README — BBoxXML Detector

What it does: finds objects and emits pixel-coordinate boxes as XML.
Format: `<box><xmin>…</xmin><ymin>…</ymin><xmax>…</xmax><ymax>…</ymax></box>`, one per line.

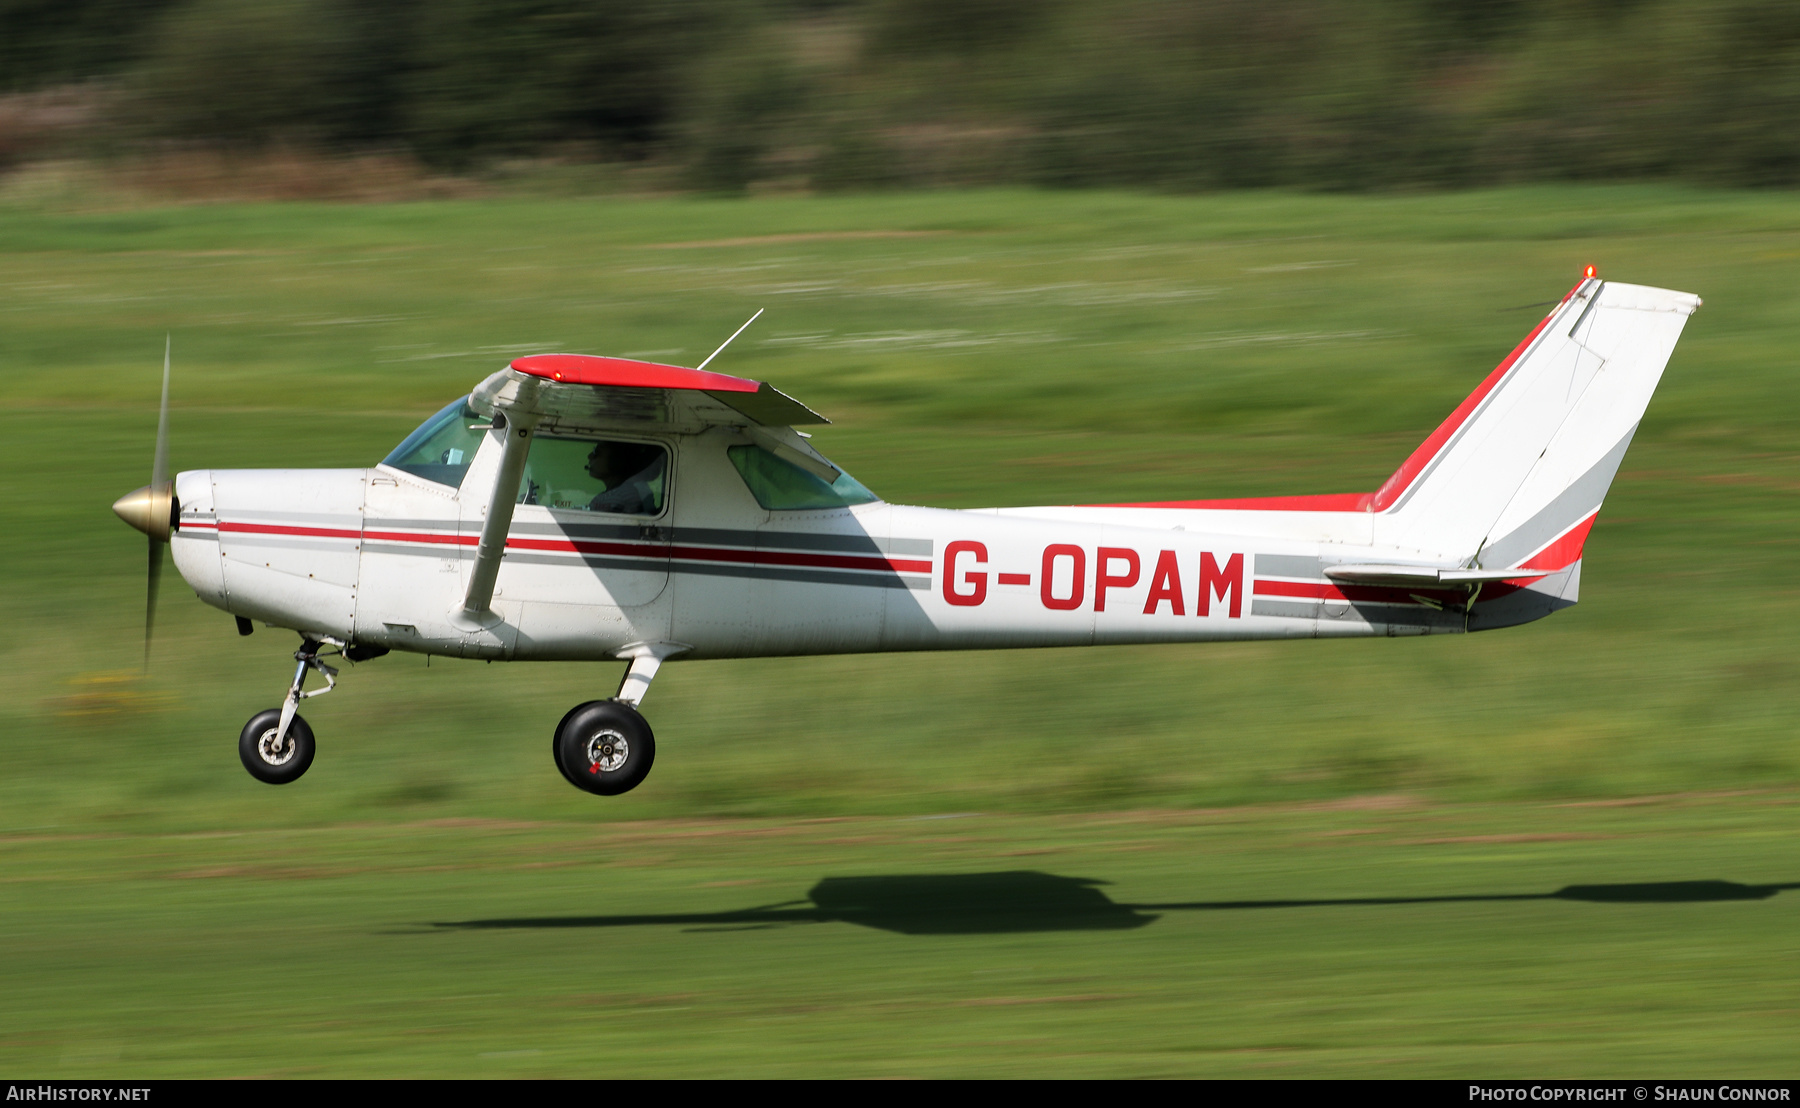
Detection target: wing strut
<box><xmin>613</xmin><ymin>641</ymin><xmax>691</xmax><ymax>707</ymax></box>
<box><xmin>457</xmin><ymin>399</ymin><xmax>540</xmax><ymax>625</ymax></box>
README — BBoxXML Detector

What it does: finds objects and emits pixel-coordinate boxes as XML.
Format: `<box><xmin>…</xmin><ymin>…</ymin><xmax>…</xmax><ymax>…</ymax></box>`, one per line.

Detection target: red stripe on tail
<box><xmin>1520</xmin><ymin>513</ymin><xmax>1597</xmax><ymax>574</ymax></box>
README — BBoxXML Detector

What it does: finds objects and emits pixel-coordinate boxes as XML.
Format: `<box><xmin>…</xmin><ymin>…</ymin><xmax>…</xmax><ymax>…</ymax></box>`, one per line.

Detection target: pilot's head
<box><xmin>587</xmin><ymin>442</ymin><xmax>659</xmax><ymax>486</ymax></box>
<box><xmin>586</xmin><ymin>443</ymin><xmax>625</xmax><ymax>485</ymax></box>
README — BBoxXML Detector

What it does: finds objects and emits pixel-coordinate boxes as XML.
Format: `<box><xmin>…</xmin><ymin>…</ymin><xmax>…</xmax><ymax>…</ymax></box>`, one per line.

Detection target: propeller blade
<box><xmin>152</xmin><ymin>334</ymin><xmax>171</xmax><ymax>492</ymax></box>
<box><xmin>145</xmin><ymin>335</ymin><xmax>172</xmax><ymax>667</ymax></box>
<box><xmin>146</xmin><ymin>535</ymin><xmax>163</xmax><ymax>667</ymax></box>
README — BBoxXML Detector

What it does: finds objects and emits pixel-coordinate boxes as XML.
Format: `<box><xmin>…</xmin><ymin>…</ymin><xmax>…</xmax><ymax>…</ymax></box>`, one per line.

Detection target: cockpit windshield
<box><xmin>382</xmin><ymin>400</ymin><xmax>488</xmax><ymax>487</ymax></box>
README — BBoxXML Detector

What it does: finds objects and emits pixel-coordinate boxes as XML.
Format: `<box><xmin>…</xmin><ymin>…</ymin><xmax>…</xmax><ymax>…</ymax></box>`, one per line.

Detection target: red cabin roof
<box><xmin>510</xmin><ymin>354</ymin><xmax>761</xmax><ymax>394</ymax></box>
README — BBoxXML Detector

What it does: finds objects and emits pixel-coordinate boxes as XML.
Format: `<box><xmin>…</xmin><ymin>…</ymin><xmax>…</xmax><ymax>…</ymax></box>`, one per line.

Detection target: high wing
<box><xmin>471</xmin><ymin>353</ymin><xmax>827</xmax><ymax>430</ymax></box>
<box><xmin>454</xmin><ymin>353</ymin><xmax>834</xmax><ymax>626</ymax></box>
<box><xmin>472</xmin><ymin>353</ymin><xmax>838</xmax><ymax>478</ymax></box>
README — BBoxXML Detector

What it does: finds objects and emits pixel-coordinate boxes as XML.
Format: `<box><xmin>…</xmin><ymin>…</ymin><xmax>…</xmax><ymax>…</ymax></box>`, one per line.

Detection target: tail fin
<box><xmin>1372</xmin><ymin>276</ymin><xmax>1700</xmax><ymax>571</ymax></box>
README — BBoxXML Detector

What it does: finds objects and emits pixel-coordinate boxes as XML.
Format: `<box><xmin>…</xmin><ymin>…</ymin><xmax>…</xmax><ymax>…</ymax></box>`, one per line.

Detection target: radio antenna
<box><xmin>695</xmin><ymin>308</ymin><xmax>764</xmax><ymax>372</ymax></box>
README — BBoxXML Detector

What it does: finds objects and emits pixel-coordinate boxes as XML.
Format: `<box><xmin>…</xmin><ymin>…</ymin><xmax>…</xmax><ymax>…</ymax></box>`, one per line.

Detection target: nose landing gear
<box><xmin>238</xmin><ymin>637</ymin><xmax>340</xmax><ymax>785</ymax></box>
<box><xmin>551</xmin><ymin>644</ymin><xmax>682</xmax><ymax>796</ymax></box>
<box><xmin>238</xmin><ymin>707</ymin><xmax>316</xmax><ymax>784</ymax></box>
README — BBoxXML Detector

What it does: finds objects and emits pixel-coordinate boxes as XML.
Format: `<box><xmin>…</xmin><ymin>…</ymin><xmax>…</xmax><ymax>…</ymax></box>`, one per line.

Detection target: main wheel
<box><xmin>554</xmin><ymin>700</ymin><xmax>655</xmax><ymax>796</ymax></box>
<box><xmin>551</xmin><ymin>700</ymin><xmax>606</xmax><ymax>788</ymax></box>
<box><xmin>238</xmin><ymin>708</ymin><xmax>316</xmax><ymax>785</ymax></box>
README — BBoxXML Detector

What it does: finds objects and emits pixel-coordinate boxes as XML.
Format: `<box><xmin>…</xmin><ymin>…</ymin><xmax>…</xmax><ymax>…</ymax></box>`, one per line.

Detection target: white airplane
<box><xmin>113</xmin><ymin>272</ymin><xmax>1699</xmax><ymax>795</ymax></box>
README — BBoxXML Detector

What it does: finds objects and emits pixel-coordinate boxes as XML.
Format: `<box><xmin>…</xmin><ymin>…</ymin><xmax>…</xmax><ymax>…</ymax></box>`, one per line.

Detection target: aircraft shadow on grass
<box><xmin>433</xmin><ymin>872</ymin><xmax>1799</xmax><ymax>937</ymax></box>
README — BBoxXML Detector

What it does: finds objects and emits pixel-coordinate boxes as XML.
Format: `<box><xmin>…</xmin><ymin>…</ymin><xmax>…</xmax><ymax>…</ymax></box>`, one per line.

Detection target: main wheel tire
<box><xmin>551</xmin><ymin>700</ymin><xmax>606</xmax><ymax>788</ymax></box>
<box><xmin>554</xmin><ymin>700</ymin><xmax>655</xmax><ymax>796</ymax></box>
<box><xmin>238</xmin><ymin>708</ymin><xmax>316</xmax><ymax>785</ymax></box>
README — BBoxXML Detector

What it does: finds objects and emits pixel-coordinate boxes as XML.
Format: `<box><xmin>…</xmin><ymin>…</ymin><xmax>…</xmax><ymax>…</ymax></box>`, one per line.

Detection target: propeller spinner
<box><xmin>111</xmin><ymin>337</ymin><xmax>177</xmax><ymax>663</ymax></box>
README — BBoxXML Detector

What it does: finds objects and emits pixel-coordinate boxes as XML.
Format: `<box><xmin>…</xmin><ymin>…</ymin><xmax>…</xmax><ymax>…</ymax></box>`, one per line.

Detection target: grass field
<box><xmin>0</xmin><ymin>185</ymin><xmax>1796</xmax><ymax>1076</ymax></box>
<box><xmin>6</xmin><ymin>793</ymin><xmax>1798</xmax><ymax>1077</ymax></box>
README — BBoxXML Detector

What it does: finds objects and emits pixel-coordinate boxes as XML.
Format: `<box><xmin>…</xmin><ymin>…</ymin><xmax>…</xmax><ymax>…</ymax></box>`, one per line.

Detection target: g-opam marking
<box><xmin>945</xmin><ymin>540</ymin><xmax>1248</xmax><ymax>617</ymax></box>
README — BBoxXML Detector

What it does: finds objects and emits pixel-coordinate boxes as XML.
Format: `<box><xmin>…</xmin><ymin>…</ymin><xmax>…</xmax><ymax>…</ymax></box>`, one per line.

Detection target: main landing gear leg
<box><xmin>238</xmin><ymin>637</ymin><xmax>339</xmax><ymax>785</ymax></box>
<box><xmin>551</xmin><ymin>644</ymin><xmax>685</xmax><ymax>796</ymax></box>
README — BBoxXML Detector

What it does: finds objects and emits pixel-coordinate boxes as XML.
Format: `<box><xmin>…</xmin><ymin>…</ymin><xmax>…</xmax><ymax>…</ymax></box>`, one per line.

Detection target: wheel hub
<box><xmin>584</xmin><ymin>729</ymin><xmax>628</xmax><ymax>774</ymax></box>
<box><xmin>257</xmin><ymin>728</ymin><xmax>295</xmax><ymax>766</ymax></box>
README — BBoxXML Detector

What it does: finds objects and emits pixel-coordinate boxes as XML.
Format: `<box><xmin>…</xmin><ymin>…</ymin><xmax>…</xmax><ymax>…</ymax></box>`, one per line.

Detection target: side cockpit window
<box><xmin>382</xmin><ymin>400</ymin><xmax>488</xmax><ymax>488</ymax></box>
<box><xmin>518</xmin><ymin>436</ymin><xmax>668</xmax><ymax>516</ymax></box>
<box><xmin>728</xmin><ymin>444</ymin><xmax>878</xmax><ymax>511</ymax></box>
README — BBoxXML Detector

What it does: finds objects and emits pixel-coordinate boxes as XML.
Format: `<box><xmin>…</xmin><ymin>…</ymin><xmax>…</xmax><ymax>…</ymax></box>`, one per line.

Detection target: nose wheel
<box><xmin>239</xmin><ymin>708</ymin><xmax>316</xmax><ymax>784</ymax></box>
<box><xmin>553</xmin><ymin>700</ymin><xmax>655</xmax><ymax>795</ymax></box>
<box><xmin>238</xmin><ymin>636</ymin><xmax>342</xmax><ymax>785</ymax></box>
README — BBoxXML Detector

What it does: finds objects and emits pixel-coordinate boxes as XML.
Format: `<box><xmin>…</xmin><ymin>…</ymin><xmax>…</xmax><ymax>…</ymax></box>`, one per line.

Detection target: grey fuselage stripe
<box><xmin>1251</xmin><ymin>599</ymin><xmax>1320</xmax><ymax>620</ymax></box>
<box><xmin>1251</xmin><ymin>598</ymin><xmax>1461</xmax><ymax>626</ymax></box>
<box><xmin>361</xmin><ymin>543</ymin><xmax>928</xmax><ymax>591</ymax></box>
<box><xmin>221</xmin><ymin>534</ymin><xmax>359</xmax><ymax>555</ymax></box>
<box><xmin>362</xmin><ymin>518</ymin><xmax>930</xmax><ymax>556</ymax></box>
<box><xmin>1253</xmin><ymin>554</ymin><xmax>1325</xmax><ymax>580</ymax></box>
<box><xmin>219</xmin><ymin>509</ymin><xmax>363</xmax><ymax>526</ymax></box>
<box><xmin>362</xmin><ymin>542</ymin><xmax>471</xmax><ymax>560</ymax></box>
<box><xmin>664</xmin><ymin>561</ymin><xmax>931</xmax><ymax>591</ymax></box>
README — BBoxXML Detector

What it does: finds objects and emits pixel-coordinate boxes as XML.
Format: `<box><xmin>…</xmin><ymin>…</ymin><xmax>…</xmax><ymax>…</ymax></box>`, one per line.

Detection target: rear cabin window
<box><xmin>382</xmin><ymin>400</ymin><xmax>488</xmax><ymax>487</ymax></box>
<box><xmin>727</xmin><ymin>444</ymin><xmax>878</xmax><ymax>511</ymax></box>
<box><xmin>518</xmin><ymin>436</ymin><xmax>668</xmax><ymax>516</ymax></box>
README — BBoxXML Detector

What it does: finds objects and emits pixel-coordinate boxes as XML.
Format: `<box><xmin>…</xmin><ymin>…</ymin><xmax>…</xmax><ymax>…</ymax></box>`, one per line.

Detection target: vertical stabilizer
<box><xmin>1371</xmin><ymin>277</ymin><xmax>1700</xmax><ymax>568</ymax></box>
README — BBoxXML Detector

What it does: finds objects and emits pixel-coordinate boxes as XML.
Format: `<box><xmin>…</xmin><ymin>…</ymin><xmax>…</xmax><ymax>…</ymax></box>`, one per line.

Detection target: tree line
<box><xmin>4</xmin><ymin>0</ymin><xmax>1800</xmax><ymax>190</ymax></box>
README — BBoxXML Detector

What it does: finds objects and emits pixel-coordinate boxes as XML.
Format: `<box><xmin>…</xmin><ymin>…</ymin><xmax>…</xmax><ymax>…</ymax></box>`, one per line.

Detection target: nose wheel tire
<box><xmin>554</xmin><ymin>700</ymin><xmax>654</xmax><ymax>796</ymax></box>
<box><xmin>238</xmin><ymin>708</ymin><xmax>316</xmax><ymax>785</ymax></box>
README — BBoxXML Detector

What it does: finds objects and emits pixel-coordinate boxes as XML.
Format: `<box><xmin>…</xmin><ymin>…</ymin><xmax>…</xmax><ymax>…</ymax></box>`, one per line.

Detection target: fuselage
<box><xmin>122</xmin><ymin>277</ymin><xmax>1693</xmax><ymax>797</ymax></box>
<box><xmin>167</xmin><ymin>422</ymin><xmax>1576</xmax><ymax>664</ymax></box>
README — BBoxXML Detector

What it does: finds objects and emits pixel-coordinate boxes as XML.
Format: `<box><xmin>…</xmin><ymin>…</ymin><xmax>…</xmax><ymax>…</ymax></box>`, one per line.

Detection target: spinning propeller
<box><xmin>111</xmin><ymin>337</ymin><xmax>177</xmax><ymax>665</ymax></box>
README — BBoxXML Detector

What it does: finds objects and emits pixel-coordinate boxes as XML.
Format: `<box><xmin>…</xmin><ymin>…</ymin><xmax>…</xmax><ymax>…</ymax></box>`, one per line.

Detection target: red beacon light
<box><xmin>1584</xmin><ymin>265</ymin><xmax>1597</xmax><ymax>278</ymax></box>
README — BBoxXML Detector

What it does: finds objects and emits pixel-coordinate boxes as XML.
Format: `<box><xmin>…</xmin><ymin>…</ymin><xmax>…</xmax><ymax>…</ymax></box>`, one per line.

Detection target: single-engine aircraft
<box><xmin>112</xmin><ymin>272</ymin><xmax>1699</xmax><ymax>795</ymax></box>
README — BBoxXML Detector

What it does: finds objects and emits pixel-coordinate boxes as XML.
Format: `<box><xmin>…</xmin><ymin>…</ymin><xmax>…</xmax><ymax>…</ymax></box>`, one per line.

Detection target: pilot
<box><xmin>586</xmin><ymin>441</ymin><xmax>665</xmax><ymax>515</ymax></box>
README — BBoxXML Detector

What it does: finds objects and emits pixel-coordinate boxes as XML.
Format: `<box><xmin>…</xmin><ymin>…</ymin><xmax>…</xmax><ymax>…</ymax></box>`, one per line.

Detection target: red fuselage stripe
<box><xmin>221</xmin><ymin>521</ymin><xmax>366</xmax><ymax>541</ymax></box>
<box><xmin>1254</xmin><ymin>577</ymin><xmax>1529</xmax><ymax>605</ymax></box>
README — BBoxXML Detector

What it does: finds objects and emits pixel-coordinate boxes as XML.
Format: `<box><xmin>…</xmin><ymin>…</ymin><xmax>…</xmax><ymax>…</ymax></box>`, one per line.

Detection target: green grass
<box><xmin>5</xmin><ymin>796</ymin><xmax>1798</xmax><ymax>1077</ymax></box>
<box><xmin>0</xmin><ymin>185</ymin><xmax>1796</xmax><ymax>1075</ymax></box>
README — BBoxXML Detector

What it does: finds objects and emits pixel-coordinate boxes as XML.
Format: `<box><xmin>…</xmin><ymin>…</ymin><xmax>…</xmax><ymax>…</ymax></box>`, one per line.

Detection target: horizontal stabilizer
<box><xmin>1324</xmin><ymin>564</ymin><xmax>1549</xmax><ymax>587</ymax></box>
